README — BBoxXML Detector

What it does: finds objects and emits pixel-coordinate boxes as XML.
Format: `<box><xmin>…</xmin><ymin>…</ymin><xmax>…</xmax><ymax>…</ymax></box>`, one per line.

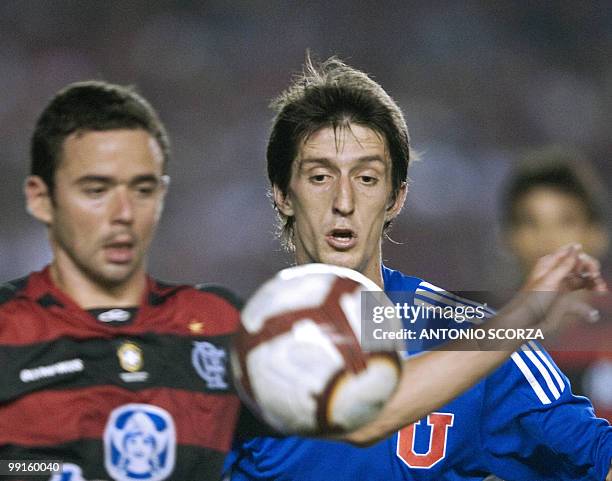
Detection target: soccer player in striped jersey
<box><xmin>225</xmin><ymin>57</ymin><xmax>612</xmax><ymax>480</ymax></box>
<box><xmin>0</xmin><ymin>82</ymin><xmax>241</xmax><ymax>481</ymax></box>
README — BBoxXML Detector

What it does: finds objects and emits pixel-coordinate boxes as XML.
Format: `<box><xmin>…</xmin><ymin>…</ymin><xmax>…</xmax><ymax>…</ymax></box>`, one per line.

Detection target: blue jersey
<box><xmin>225</xmin><ymin>266</ymin><xmax>612</xmax><ymax>481</ymax></box>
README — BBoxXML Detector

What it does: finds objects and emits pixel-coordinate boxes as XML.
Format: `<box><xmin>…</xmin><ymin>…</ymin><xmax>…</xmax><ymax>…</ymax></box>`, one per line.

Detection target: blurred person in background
<box><xmin>501</xmin><ymin>147</ymin><xmax>611</xmax><ymax>421</ymax></box>
<box><xmin>0</xmin><ymin>81</ymin><xmax>242</xmax><ymax>481</ymax></box>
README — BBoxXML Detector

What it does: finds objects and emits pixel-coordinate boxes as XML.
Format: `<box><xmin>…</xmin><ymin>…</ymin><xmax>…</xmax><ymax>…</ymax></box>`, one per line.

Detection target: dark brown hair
<box><xmin>502</xmin><ymin>146</ymin><xmax>606</xmax><ymax>227</ymax></box>
<box><xmin>31</xmin><ymin>80</ymin><xmax>170</xmax><ymax>193</ymax></box>
<box><xmin>267</xmin><ymin>55</ymin><xmax>413</xmax><ymax>247</ymax></box>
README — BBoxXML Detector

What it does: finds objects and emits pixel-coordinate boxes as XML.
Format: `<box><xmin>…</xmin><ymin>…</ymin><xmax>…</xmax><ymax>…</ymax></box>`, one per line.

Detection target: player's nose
<box><xmin>111</xmin><ymin>187</ymin><xmax>134</xmax><ymax>224</ymax></box>
<box><xmin>332</xmin><ymin>176</ymin><xmax>355</xmax><ymax>216</ymax></box>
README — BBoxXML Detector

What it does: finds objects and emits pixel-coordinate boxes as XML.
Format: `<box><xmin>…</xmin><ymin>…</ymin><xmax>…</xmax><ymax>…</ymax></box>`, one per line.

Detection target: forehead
<box><xmin>518</xmin><ymin>187</ymin><xmax>588</xmax><ymax>211</ymax></box>
<box><xmin>58</xmin><ymin>129</ymin><xmax>164</xmax><ymax>178</ymax></box>
<box><xmin>297</xmin><ymin>123</ymin><xmax>389</xmax><ymax>166</ymax></box>
<box><xmin>515</xmin><ymin>187</ymin><xmax>590</xmax><ymax>219</ymax></box>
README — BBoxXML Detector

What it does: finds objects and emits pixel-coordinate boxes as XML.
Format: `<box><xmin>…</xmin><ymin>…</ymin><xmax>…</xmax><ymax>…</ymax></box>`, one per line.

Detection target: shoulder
<box><xmin>381</xmin><ymin>265</ymin><xmax>423</xmax><ymax>291</ymax></box>
<box><xmin>148</xmin><ymin>278</ymin><xmax>244</xmax><ymax>311</ymax></box>
<box><xmin>412</xmin><ymin>280</ymin><xmax>496</xmax><ymax>320</ymax></box>
<box><xmin>490</xmin><ymin>341</ymin><xmax>569</xmax><ymax>406</ymax></box>
<box><xmin>383</xmin><ymin>265</ymin><xmax>493</xmax><ymax>312</ymax></box>
<box><xmin>194</xmin><ymin>283</ymin><xmax>244</xmax><ymax>310</ymax></box>
<box><xmin>0</xmin><ymin>275</ymin><xmax>30</xmax><ymax>306</ymax></box>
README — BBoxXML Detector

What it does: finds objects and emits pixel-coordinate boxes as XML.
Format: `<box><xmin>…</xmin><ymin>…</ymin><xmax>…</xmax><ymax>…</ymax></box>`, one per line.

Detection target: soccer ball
<box><xmin>231</xmin><ymin>264</ymin><xmax>401</xmax><ymax>435</ymax></box>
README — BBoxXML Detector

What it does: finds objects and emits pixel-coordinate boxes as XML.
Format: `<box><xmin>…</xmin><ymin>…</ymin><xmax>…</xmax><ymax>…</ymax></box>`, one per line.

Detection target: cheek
<box><xmin>137</xmin><ymin>205</ymin><xmax>163</xmax><ymax>236</ymax></box>
<box><xmin>58</xmin><ymin>197</ymin><xmax>104</xmax><ymax>226</ymax></box>
<box><xmin>363</xmin><ymin>202</ymin><xmax>389</xmax><ymax>231</ymax></box>
<box><xmin>293</xmin><ymin>198</ymin><xmax>323</xmax><ymax>228</ymax></box>
<box><xmin>54</xmin><ymin>206</ymin><xmax>91</xmax><ymax>240</ymax></box>
<box><xmin>514</xmin><ymin>230</ymin><xmax>535</xmax><ymax>246</ymax></box>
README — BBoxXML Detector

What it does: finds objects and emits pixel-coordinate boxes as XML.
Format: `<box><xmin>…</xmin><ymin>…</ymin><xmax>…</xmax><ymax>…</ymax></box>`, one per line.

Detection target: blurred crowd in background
<box><xmin>1</xmin><ymin>0</ymin><xmax>610</xmax><ymax>409</ymax></box>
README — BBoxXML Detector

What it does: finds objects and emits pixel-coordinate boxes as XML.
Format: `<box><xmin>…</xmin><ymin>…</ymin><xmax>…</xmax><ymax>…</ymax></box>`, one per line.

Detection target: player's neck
<box><xmin>363</xmin><ymin>260</ymin><xmax>384</xmax><ymax>289</ymax></box>
<box><xmin>49</xmin><ymin>256</ymin><xmax>147</xmax><ymax>310</ymax></box>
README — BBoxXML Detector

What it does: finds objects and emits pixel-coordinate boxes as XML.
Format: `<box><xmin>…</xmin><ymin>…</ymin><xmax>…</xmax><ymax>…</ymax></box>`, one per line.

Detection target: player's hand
<box><xmin>522</xmin><ymin>243</ymin><xmax>607</xmax><ymax>294</ymax></box>
<box><xmin>489</xmin><ymin>244</ymin><xmax>606</xmax><ymax>343</ymax></box>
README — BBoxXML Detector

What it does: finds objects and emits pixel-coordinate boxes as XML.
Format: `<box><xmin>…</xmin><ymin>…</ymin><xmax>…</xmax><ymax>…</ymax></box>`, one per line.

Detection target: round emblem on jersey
<box><xmin>117</xmin><ymin>342</ymin><xmax>143</xmax><ymax>373</ymax></box>
<box><xmin>104</xmin><ymin>403</ymin><xmax>176</xmax><ymax>481</ymax></box>
<box><xmin>99</xmin><ymin>308</ymin><xmax>131</xmax><ymax>323</ymax></box>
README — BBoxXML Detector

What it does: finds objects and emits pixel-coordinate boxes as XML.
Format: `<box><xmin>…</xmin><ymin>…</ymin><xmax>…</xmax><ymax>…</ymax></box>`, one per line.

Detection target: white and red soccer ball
<box><xmin>231</xmin><ymin>264</ymin><xmax>401</xmax><ymax>435</ymax></box>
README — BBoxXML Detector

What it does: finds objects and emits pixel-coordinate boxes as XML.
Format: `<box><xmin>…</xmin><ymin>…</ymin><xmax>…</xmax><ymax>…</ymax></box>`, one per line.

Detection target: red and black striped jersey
<box><xmin>0</xmin><ymin>267</ymin><xmax>242</xmax><ymax>481</ymax></box>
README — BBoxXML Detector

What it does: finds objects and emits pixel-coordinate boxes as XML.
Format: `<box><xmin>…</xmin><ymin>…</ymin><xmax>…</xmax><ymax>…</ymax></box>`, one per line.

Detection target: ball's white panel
<box><xmin>241</xmin><ymin>273</ymin><xmax>335</xmax><ymax>334</ymax></box>
<box><xmin>338</xmin><ymin>278</ymin><xmax>399</xmax><ymax>346</ymax></box>
<box><xmin>328</xmin><ymin>358</ymin><xmax>399</xmax><ymax>431</ymax></box>
<box><xmin>247</xmin><ymin>318</ymin><xmax>344</xmax><ymax>432</ymax></box>
<box><xmin>339</xmin><ymin>289</ymin><xmax>364</xmax><ymax>342</ymax></box>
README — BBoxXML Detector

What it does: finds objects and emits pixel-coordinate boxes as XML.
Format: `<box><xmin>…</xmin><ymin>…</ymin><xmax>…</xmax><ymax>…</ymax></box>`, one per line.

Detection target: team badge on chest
<box><xmin>104</xmin><ymin>403</ymin><xmax>176</xmax><ymax>481</ymax></box>
<box><xmin>117</xmin><ymin>341</ymin><xmax>149</xmax><ymax>382</ymax></box>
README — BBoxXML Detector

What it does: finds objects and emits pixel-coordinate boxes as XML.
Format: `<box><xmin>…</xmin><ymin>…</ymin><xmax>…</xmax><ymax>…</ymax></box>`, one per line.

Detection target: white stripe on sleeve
<box><xmin>528</xmin><ymin>340</ymin><xmax>566</xmax><ymax>393</ymax></box>
<box><xmin>521</xmin><ymin>344</ymin><xmax>561</xmax><ymax>400</ymax></box>
<box><xmin>511</xmin><ymin>351</ymin><xmax>552</xmax><ymax>404</ymax></box>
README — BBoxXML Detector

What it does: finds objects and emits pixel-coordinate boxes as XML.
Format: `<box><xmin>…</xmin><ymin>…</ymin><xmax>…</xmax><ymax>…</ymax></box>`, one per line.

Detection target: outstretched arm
<box><xmin>345</xmin><ymin>244</ymin><xmax>607</xmax><ymax>445</ymax></box>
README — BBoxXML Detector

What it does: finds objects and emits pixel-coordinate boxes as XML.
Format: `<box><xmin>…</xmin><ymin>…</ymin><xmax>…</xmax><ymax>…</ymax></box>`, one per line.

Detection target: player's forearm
<box><xmin>345</xmin><ymin>304</ymin><xmax>547</xmax><ymax>445</ymax></box>
<box><xmin>346</xmin><ymin>246</ymin><xmax>604</xmax><ymax>445</ymax></box>
<box><xmin>344</xmin><ymin>346</ymin><xmax>512</xmax><ymax>445</ymax></box>
<box><xmin>345</xmin><ymin>287</ymin><xmax>591</xmax><ymax>446</ymax></box>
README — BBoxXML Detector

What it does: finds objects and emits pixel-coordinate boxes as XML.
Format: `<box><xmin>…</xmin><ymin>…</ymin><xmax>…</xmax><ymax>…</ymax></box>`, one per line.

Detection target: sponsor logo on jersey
<box><xmin>104</xmin><ymin>403</ymin><xmax>176</xmax><ymax>481</ymax></box>
<box><xmin>98</xmin><ymin>308</ymin><xmax>131</xmax><ymax>323</ymax></box>
<box><xmin>20</xmin><ymin>358</ymin><xmax>84</xmax><ymax>383</ymax></box>
<box><xmin>191</xmin><ymin>341</ymin><xmax>228</xmax><ymax>389</ymax></box>
<box><xmin>117</xmin><ymin>342</ymin><xmax>148</xmax><ymax>382</ymax></box>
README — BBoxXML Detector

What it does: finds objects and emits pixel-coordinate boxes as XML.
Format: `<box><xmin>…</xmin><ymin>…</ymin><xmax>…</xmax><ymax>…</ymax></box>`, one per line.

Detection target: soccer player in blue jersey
<box><xmin>225</xmin><ymin>57</ymin><xmax>612</xmax><ymax>480</ymax></box>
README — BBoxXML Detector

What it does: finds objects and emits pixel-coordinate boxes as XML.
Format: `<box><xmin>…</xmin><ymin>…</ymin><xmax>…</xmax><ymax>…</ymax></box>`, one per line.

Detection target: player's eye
<box><xmin>310</xmin><ymin>174</ymin><xmax>329</xmax><ymax>184</ymax></box>
<box><xmin>137</xmin><ymin>186</ymin><xmax>155</xmax><ymax>196</ymax></box>
<box><xmin>133</xmin><ymin>183</ymin><xmax>158</xmax><ymax>197</ymax></box>
<box><xmin>82</xmin><ymin>185</ymin><xmax>108</xmax><ymax>197</ymax></box>
<box><xmin>359</xmin><ymin>175</ymin><xmax>379</xmax><ymax>185</ymax></box>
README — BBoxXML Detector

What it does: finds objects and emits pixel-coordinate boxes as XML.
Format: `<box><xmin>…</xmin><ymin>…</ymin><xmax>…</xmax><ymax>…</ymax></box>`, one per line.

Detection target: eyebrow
<box><xmin>299</xmin><ymin>155</ymin><xmax>386</xmax><ymax>166</ymax></box>
<box><xmin>75</xmin><ymin>174</ymin><xmax>161</xmax><ymax>185</ymax></box>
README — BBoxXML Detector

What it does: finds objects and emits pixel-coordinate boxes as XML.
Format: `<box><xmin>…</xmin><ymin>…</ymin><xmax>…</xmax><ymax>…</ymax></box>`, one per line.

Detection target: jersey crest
<box><xmin>396</xmin><ymin>412</ymin><xmax>454</xmax><ymax>469</ymax></box>
<box><xmin>191</xmin><ymin>341</ymin><xmax>229</xmax><ymax>389</ymax></box>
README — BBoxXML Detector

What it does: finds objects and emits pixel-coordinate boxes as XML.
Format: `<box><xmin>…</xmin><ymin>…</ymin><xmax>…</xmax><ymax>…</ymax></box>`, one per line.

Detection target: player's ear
<box><xmin>154</xmin><ymin>174</ymin><xmax>170</xmax><ymax>216</ymax></box>
<box><xmin>159</xmin><ymin>174</ymin><xmax>170</xmax><ymax>199</ymax></box>
<box><xmin>160</xmin><ymin>174</ymin><xmax>170</xmax><ymax>190</ymax></box>
<box><xmin>385</xmin><ymin>182</ymin><xmax>407</xmax><ymax>222</ymax></box>
<box><xmin>273</xmin><ymin>184</ymin><xmax>294</xmax><ymax>217</ymax></box>
<box><xmin>24</xmin><ymin>176</ymin><xmax>53</xmax><ymax>224</ymax></box>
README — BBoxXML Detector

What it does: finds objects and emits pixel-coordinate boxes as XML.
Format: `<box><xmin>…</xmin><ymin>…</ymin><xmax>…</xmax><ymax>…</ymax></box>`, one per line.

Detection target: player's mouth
<box><xmin>103</xmin><ymin>237</ymin><xmax>136</xmax><ymax>264</ymax></box>
<box><xmin>326</xmin><ymin>229</ymin><xmax>357</xmax><ymax>251</ymax></box>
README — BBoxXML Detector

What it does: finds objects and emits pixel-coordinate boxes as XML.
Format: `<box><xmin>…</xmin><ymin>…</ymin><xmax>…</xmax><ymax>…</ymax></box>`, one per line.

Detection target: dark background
<box><xmin>2</xmin><ymin>0</ymin><xmax>610</xmax><ymax>298</ymax></box>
